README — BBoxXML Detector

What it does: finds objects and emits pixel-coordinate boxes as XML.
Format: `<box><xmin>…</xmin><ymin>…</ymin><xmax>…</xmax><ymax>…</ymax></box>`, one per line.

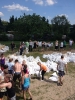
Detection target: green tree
<box><xmin>51</xmin><ymin>15</ymin><xmax>70</xmax><ymax>40</ymax></box>
<box><xmin>0</xmin><ymin>18</ymin><xmax>3</xmax><ymax>33</ymax></box>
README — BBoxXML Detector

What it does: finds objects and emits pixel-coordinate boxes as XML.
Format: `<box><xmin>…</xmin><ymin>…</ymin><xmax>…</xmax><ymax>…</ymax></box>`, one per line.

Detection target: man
<box><xmin>57</xmin><ymin>55</ymin><xmax>67</xmax><ymax>86</ymax></box>
<box><xmin>37</xmin><ymin>62</ymin><xmax>47</xmax><ymax>81</ymax></box>
<box><xmin>13</xmin><ymin>59</ymin><xmax>22</xmax><ymax>87</ymax></box>
<box><xmin>10</xmin><ymin>41</ymin><xmax>15</xmax><ymax>52</ymax></box>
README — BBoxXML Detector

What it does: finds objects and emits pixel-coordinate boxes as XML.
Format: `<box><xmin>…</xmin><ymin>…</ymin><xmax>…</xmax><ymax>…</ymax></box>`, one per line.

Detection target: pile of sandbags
<box><xmin>7</xmin><ymin>51</ymin><xmax>75</xmax><ymax>82</ymax></box>
<box><xmin>7</xmin><ymin>54</ymin><xmax>57</xmax><ymax>76</ymax></box>
<box><xmin>43</xmin><ymin>52</ymin><xmax>75</xmax><ymax>63</ymax></box>
<box><xmin>0</xmin><ymin>44</ymin><xmax>9</xmax><ymax>53</ymax></box>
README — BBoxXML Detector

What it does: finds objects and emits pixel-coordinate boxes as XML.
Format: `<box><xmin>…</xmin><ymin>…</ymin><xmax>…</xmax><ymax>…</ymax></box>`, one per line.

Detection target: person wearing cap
<box><xmin>37</xmin><ymin>62</ymin><xmax>47</xmax><ymax>81</ymax></box>
<box><xmin>57</xmin><ymin>55</ymin><xmax>67</xmax><ymax>86</ymax></box>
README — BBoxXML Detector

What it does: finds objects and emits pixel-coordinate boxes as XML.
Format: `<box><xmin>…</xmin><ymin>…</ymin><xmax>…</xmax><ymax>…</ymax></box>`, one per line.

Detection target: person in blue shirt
<box><xmin>6</xmin><ymin>58</ymin><xmax>14</xmax><ymax>75</ymax></box>
<box><xmin>21</xmin><ymin>68</ymin><xmax>32</xmax><ymax>100</ymax></box>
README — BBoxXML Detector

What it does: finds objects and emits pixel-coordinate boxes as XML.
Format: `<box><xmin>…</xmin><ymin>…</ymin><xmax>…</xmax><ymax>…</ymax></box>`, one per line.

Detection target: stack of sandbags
<box><xmin>7</xmin><ymin>51</ymin><xmax>75</xmax><ymax>77</ymax></box>
<box><xmin>0</xmin><ymin>44</ymin><xmax>9</xmax><ymax>53</ymax></box>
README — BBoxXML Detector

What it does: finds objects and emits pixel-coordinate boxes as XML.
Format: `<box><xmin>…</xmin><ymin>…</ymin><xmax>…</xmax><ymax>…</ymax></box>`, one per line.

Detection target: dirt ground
<box><xmin>30</xmin><ymin>73</ymin><xmax>75</xmax><ymax>100</ymax></box>
<box><xmin>30</xmin><ymin>50</ymin><xmax>75</xmax><ymax>100</ymax></box>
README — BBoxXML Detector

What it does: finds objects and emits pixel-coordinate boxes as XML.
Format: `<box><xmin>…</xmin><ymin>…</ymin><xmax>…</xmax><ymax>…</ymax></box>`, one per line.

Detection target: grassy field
<box><xmin>0</xmin><ymin>41</ymin><xmax>75</xmax><ymax>100</ymax></box>
<box><xmin>0</xmin><ymin>40</ymin><xmax>75</xmax><ymax>56</ymax></box>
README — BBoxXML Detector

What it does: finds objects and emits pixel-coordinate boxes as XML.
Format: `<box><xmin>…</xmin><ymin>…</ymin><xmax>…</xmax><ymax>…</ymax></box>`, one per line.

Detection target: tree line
<box><xmin>0</xmin><ymin>13</ymin><xmax>75</xmax><ymax>41</ymax></box>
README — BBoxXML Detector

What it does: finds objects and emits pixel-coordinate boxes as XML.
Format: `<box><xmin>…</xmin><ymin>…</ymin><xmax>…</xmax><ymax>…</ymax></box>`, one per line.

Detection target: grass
<box><xmin>67</xmin><ymin>63</ymin><xmax>75</xmax><ymax>73</ymax></box>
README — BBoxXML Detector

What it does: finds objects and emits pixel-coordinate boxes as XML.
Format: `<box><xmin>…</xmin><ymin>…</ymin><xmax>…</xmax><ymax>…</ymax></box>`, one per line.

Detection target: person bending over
<box><xmin>37</xmin><ymin>62</ymin><xmax>47</xmax><ymax>81</ymax></box>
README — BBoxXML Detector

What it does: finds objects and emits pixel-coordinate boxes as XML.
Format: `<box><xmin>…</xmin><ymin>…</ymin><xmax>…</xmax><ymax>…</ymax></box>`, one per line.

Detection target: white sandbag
<box><xmin>49</xmin><ymin>76</ymin><xmax>58</xmax><ymax>82</ymax></box>
<box><xmin>49</xmin><ymin>72</ymin><xmax>58</xmax><ymax>82</ymax></box>
<box><xmin>51</xmin><ymin>72</ymin><xmax>58</xmax><ymax>78</ymax></box>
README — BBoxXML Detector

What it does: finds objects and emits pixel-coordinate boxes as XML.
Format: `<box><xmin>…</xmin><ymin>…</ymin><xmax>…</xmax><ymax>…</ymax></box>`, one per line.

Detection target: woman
<box><xmin>22</xmin><ymin>68</ymin><xmax>32</xmax><ymax>100</ymax></box>
<box><xmin>0</xmin><ymin>74</ymin><xmax>16</xmax><ymax>100</ymax></box>
<box><xmin>0</xmin><ymin>53</ymin><xmax>5</xmax><ymax>70</ymax></box>
<box><xmin>0</xmin><ymin>65</ymin><xmax>7</xmax><ymax>100</ymax></box>
<box><xmin>37</xmin><ymin>62</ymin><xmax>47</xmax><ymax>81</ymax></box>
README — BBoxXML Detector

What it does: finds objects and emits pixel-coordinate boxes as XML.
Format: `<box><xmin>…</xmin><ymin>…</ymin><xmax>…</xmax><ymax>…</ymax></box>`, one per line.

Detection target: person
<box><xmin>22</xmin><ymin>60</ymin><xmax>29</xmax><ymax>74</ymax></box>
<box><xmin>0</xmin><ymin>53</ymin><xmax>5</xmax><ymax>70</ymax></box>
<box><xmin>37</xmin><ymin>62</ymin><xmax>47</xmax><ymax>81</ymax></box>
<box><xmin>55</xmin><ymin>40</ymin><xmax>59</xmax><ymax>50</ymax></box>
<box><xmin>21</xmin><ymin>68</ymin><xmax>32</xmax><ymax>100</ymax></box>
<box><xmin>22</xmin><ymin>60</ymin><xmax>27</xmax><ymax>67</ymax></box>
<box><xmin>69</xmin><ymin>39</ymin><xmax>74</xmax><ymax>49</ymax></box>
<box><xmin>19</xmin><ymin>44</ymin><xmax>23</xmax><ymax>55</ymax></box>
<box><xmin>0</xmin><ymin>74</ymin><xmax>16</xmax><ymax>100</ymax></box>
<box><xmin>34</xmin><ymin>41</ymin><xmax>37</xmax><ymax>49</ymax></box>
<box><xmin>60</xmin><ymin>41</ymin><xmax>63</xmax><ymax>51</ymax></box>
<box><xmin>0</xmin><ymin>65</ymin><xmax>7</xmax><ymax>100</ymax></box>
<box><xmin>13</xmin><ymin>59</ymin><xmax>22</xmax><ymax>88</ymax></box>
<box><xmin>29</xmin><ymin>40</ymin><xmax>33</xmax><ymax>52</ymax></box>
<box><xmin>6</xmin><ymin>58</ymin><xmax>14</xmax><ymax>75</ymax></box>
<box><xmin>10</xmin><ymin>41</ymin><xmax>15</xmax><ymax>52</ymax></box>
<box><xmin>57</xmin><ymin>55</ymin><xmax>67</xmax><ymax>86</ymax></box>
<box><xmin>63</xmin><ymin>40</ymin><xmax>66</xmax><ymax>48</ymax></box>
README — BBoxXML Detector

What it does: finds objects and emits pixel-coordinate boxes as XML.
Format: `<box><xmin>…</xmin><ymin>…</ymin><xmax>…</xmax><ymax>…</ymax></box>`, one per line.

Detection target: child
<box><xmin>22</xmin><ymin>60</ymin><xmax>29</xmax><ymax>74</ymax></box>
<box><xmin>22</xmin><ymin>68</ymin><xmax>32</xmax><ymax>100</ymax></box>
<box><xmin>0</xmin><ymin>74</ymin><xmax>16</xmax><ymax>100</ymax></box>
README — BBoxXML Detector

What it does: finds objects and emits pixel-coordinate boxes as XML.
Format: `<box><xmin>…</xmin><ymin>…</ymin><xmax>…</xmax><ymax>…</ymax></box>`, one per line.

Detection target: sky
<box><xmin>0</xmin><ymin>0</ymin><xmax>75</xmax><ymax>24</ymax></box>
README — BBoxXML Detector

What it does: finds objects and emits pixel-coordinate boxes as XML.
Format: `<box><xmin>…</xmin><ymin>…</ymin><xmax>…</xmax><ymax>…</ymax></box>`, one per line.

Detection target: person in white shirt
<box><xmin>60</xmin><ymin>41</ymin><xmax>63</xmax><ymax>51</ymax></box>
<box><xmin>69</xmin><ymin>39</ymin><xmax>74</xmax><ymax>47</ymax></box>
<box><xmin>57</xmin><ymin>55</ymin><xmax>67</xmax><ymax>86</ymax></box>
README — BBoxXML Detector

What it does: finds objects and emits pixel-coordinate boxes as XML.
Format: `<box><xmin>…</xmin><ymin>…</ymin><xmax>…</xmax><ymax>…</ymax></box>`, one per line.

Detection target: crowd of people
<box><xmin>0</xmin><ymin>39</ymin><xmax>71</xmax><ymax>100</ymax></box>
<box><xmin>10</xmin><ymin>39</ymin><xmax>74</xmax><ymax>56</ymax></box>
<box><xmin>55</xmin><ymin>39</ymin><xmax>74</xmax><ymax>51</ymax></box>
<box><xmin>0</xmin><ymin>52</ymin><xmax>68</xmax><ymax>100</ymax></box>
<box><xmin>0</xmin><ymin>53</ymin><xmax>33</xmax><ymax>100</ymax></box>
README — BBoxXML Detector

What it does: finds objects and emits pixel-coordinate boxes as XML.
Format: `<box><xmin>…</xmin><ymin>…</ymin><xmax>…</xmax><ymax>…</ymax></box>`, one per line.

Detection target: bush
<box><xmin>0</xmin><ymin>34</ymin><xmax>8</xmax><ymax>41</ymax></box>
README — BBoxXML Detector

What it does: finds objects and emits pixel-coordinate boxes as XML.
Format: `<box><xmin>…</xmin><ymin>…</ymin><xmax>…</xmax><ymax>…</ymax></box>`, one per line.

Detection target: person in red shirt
<box><xmin>37</xmin><ymin>62</ymin><xmax>47</xmax><ymax>81</ymax></box>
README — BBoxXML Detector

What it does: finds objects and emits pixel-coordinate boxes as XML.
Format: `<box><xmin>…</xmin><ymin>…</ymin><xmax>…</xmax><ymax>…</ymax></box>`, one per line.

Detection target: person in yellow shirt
<box><xmin>37</xmin><ymin>62</ymin><xmax>47</xmax><ymax>81</ymax></box>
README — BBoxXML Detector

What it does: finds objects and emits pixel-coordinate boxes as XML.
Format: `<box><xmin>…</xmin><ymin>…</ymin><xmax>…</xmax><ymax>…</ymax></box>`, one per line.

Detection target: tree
<box><xmin>51</xmin><ymin>15</ymin><xmax>70</xmax><ymax>40</ymax></box>
<box><xmin>0</xmin><ymin>18</ymin><xmax>3</xmax><ymax>33</ymax></box>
